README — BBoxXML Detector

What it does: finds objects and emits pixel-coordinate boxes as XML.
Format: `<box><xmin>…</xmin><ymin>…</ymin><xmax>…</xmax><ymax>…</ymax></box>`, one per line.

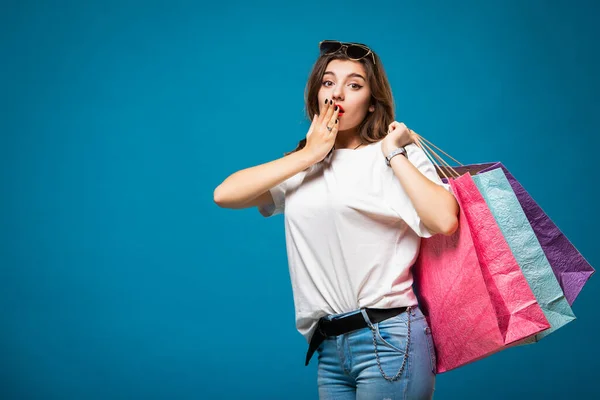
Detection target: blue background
<box><xmin>1</xmin><ymin>0</ymin><xmax>598</xmax><ymax>398</ymax></box>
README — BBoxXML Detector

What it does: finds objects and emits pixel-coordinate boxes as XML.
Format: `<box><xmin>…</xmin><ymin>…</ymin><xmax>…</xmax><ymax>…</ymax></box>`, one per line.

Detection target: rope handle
<box><xmin>408</xmin><ymin>130</ymin><xmax>463</xmax><ymax>180</ymax></box>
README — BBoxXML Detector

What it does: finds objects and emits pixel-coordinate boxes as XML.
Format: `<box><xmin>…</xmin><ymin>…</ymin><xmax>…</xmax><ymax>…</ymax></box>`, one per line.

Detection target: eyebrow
<box><xmin>323</xmin><ymin>71</ymin><xmax>366</xmax><ymax>81</ymax></box>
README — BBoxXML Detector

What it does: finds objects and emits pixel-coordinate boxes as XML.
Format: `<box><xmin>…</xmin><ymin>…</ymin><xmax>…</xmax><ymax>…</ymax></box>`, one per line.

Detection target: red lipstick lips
<box><xmin>337</xmin><ymin>105</ymin><xmax>345</xmax><ymax>116</ymax></box>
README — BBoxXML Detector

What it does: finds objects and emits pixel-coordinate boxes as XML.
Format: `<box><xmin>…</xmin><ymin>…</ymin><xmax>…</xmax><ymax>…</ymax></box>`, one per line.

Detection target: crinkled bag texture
<box><xmin>472</xmin><ymin>168</ymin><xmax>576</xmax><ymax>343</ymax></box>
<box><xmin>414</xmin><ymin>173</ymin><xmax>550</xmax><ymax>373</ymax></box>
<box><xmin>444</xmin><ymin>162</ymin><xmax>594</xmax><ymax>305</ymax></box>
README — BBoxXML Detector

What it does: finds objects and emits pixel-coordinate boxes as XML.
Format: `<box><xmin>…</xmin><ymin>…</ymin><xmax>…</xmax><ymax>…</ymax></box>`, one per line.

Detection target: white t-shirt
<box><xmin>259</xmin><ymin>140</ymin><xmax>451</xmax><ymax>342</ymax></box>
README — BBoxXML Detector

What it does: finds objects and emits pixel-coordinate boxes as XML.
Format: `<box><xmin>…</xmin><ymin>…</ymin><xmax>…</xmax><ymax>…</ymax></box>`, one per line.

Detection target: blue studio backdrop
<box><xmin>1</xmin><ymin>0</ymin><xmax>599</xmax><ymax>399</ymax></box>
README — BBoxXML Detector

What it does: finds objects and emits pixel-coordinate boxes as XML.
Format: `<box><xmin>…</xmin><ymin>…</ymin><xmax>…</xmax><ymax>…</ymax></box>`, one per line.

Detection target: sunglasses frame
<box><xmin>318</xmin><ymin>40</ymin><xmax>376</xmax><ymax>65</ymax></box>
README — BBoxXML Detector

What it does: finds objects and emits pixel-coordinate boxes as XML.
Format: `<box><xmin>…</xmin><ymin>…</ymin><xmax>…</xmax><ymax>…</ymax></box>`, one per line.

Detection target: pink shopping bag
<box><xmin>413</xmin><ymin>173</ymin><xmax>550</xmax><ymax>373</ymax></box>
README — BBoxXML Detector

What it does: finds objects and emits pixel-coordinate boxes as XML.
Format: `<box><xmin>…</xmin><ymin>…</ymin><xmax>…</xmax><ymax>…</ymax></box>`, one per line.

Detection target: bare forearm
<box><xmin>389</xmin><ymin>155</ymin><xmax>459</xmax><ymax>235</ymax></box>
<box><xmin>214</xmin><ymin>149</ymin><xmax>316</xmax><ymax>208</ymax></box>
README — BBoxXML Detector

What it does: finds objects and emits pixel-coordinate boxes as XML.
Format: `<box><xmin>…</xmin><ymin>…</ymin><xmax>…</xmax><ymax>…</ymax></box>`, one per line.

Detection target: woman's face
<box><xmin>317</xmin><ymin>59</ymin><xmax>374</xmax><ymax>132</ymax></box>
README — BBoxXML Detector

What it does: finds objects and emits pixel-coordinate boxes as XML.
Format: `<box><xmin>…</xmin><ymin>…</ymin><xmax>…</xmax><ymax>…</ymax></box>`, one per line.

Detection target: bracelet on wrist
<box><xmin>385</xmin><ymin>147</ymin><xmax>408</xmax><ymax>167</ymax></box>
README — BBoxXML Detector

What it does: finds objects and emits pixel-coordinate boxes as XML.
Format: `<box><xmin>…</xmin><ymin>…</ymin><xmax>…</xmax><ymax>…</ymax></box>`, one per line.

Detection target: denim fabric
<box><xmin>316</xmin><ymin>305</ymin><xmax>436</xmax><ymax>400</ymax></box>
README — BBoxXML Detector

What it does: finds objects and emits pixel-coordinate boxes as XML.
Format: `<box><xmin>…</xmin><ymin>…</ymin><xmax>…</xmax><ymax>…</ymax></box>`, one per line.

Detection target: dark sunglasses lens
<box><xmin>320</xmin><ymin>41</ymin><xmax>342</xmax><ymax>54</ymax></box>
<box><xmin>346</xmin><ymin>45</ymin><xmax>369</xmax><ymax>59</ymax></box>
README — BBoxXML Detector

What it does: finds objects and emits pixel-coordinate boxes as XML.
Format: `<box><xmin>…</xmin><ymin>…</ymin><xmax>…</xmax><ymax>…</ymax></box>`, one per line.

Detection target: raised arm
<box><xmin>213</xmin><ymin>149</ymin><xmax>316</xmax><ymax>209</ymax></box>
<box><xmin>214</xmin><ymin>99</ymin><xmax>341</xmax><ymax>209</ymax></box>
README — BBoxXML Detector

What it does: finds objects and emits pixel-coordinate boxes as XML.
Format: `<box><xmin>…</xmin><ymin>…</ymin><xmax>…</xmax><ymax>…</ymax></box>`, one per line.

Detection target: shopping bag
<box><xmin>445</xmin><ymin>162</ymin><xmax>594</xmax><ymax>306</ymax></box>
<box><xmin>413</xmin><ymin>173</ymin><xmax>550</xmax><ymax>373</ymax></box>
<box><xmin>472</xmin><ymin>168</ymin><xmax>576</xmax><ymax>341</ymax></box>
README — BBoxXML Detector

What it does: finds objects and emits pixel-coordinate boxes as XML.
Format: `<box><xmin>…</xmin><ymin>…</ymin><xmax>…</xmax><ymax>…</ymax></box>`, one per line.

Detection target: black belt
<box><xmin>305</xmin><ymin>306</ymin><xmax>409</xmax><ymax>366</ymax></box>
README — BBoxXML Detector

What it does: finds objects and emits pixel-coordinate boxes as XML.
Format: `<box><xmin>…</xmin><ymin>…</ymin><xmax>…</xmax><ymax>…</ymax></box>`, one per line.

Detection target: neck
<box><xmin>334</xmin><ymin>128</ymin><xmax>362</xmax><ymax>150</ymax></box>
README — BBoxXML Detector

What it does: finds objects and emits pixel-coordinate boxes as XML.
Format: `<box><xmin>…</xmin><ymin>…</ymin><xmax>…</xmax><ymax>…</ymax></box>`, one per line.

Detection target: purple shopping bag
<box><xmin>440</xmin><ymin>162</ymin><xmax>594</xmax><ymax>305</ymax></box>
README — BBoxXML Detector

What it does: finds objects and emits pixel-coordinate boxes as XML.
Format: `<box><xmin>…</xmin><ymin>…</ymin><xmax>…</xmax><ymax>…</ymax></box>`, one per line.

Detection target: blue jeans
<box><xmin>316</xmin><ymin>305</ymin><xmax>437</xmax><ymax>400</ymax></box>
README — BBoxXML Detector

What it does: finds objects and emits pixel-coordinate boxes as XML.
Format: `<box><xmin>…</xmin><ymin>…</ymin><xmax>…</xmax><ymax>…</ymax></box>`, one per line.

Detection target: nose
<box><xmin>331</xmin><ymin>86</ymin><xmax>344</xmax><ymax>102</ymax></box>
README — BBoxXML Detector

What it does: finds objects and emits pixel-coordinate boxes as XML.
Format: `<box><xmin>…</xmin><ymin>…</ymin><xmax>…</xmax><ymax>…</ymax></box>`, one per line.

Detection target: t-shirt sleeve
<box><xmin>385</xmin><ymin>143</ymin><xmax>452</xmax><ymax>238</ymax></box>
<box><xmin>258</xmin><ymin>181</ymin><xmax>287</xmax><ymax>217</ymax></box>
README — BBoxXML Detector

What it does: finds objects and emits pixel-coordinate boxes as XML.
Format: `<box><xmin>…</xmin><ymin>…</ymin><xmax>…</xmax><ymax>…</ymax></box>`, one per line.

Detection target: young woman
<box><xmin>214</xmin><ymin>40</ymin><xmax>459</xmax><ymax>399</ymax></box>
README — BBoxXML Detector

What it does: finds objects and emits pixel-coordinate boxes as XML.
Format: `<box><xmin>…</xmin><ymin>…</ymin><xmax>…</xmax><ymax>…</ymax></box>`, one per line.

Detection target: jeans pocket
<box><xmin>374</xmin><ymin>321</ymin><xmax>408</xmax><ymax>354</ymax></box>
<box><xmin>424</xmin><ymin>326</ymin><xmax>437</xmax><ymax>374</ymax></box>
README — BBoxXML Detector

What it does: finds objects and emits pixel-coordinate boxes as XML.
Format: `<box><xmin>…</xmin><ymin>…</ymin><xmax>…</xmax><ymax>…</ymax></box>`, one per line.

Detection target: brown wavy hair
<box><xmin>284</xmin><ymin>44</ymin><xmax>396</xmax><ymax>156</ymax></box>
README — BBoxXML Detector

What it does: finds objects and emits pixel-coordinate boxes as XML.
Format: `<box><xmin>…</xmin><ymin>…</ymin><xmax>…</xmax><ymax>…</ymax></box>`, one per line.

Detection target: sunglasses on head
<box><xmin>318</xmin><ymin>40</ymin><xmax>376</xmax><ymax>65</ymax></box>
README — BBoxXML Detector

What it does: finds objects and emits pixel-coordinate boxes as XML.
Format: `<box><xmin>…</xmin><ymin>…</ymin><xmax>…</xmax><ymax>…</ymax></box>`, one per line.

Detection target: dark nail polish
<box><xmin>335</xmin><ymin>119</ymin><xmax>338</xmax><ymax>123</ymax></box>
<box><xmin>325</xmin><ymin>99</ymin><xmax>328</xmax><ymax>104</ymax></box>
<box><xmin>334</xmin><ymin>106</ymin><xmax>338</xmax><ymax>111</ymax></box>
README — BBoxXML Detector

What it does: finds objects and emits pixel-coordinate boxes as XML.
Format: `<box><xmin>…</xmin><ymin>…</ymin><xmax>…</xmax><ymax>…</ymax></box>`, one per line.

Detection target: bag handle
<box><xmin>409</xmin><ymin>130</ymin><xmax>463</xmax><ymax>180</ymax></box>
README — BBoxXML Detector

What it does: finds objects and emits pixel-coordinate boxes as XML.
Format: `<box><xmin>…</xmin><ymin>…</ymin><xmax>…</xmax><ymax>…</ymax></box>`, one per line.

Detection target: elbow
<box><xmin>439</xmin><ymin>215</ymin><xmax>459</xmax><ymax>236</ymax></box>
<box><xmin>424</xmin><ymin>215</ymin><xmax>458</xmax><ymax>236</ymax></box>
<box><xmin>214</xmin><ymin>185</ymin><xmax>249</xmax><ymax>209</ymax></box>
<box><xmin>438</xmin><ymin>193</ymin><xmax>460</xmax><ymax>236</ymax></box>
<box><xmin>427</xmin><ymin>213</ymin><xmax>459</xmax><ymax>236</ymax></box>
<box><xmin>213</xmin><ymin>185</ymin><xmax>228</xmax><ymax>208</ymax></box>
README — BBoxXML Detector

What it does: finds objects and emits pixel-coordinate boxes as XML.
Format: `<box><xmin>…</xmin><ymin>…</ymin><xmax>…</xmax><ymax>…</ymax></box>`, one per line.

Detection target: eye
<box><xmin>350</xmin><ymin>83</ymin><xmax>363</xmax><ymax>89</ymax></box>
<box><xmin>322</xmin><ymin>80</ymin><xmax>333</xmax><ymax>87</ymax></box>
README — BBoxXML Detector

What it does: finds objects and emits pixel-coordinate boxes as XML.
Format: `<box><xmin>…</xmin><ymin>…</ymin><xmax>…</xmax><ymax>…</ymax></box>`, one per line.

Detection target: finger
<box><xmin>328</xmin><ymin>119</ymin><xmax>339</xmax><ymax>137</ymax></box>
<box><xmin>322</xmin><ymin>100</ymin><xmax>336</xmax><ymax>127</ymax></box>
<box><xmin>307</xmin><ymin>114</ymin><xmax>318</xmax><ymax>137</ymax></box>
<box><xmin>318</xmin><ymin>98</ymin><xmax>332</xmax><ymax>124</ymax></box>
<box><xmin>321</xmin><ymin>101</ymin><xmax>334</xmax><ymax>128</ymax></box>
<box><xmin>327</xmin><ymin>117</ymin><xmax>338</xmax><ymax>134</ymax></box>
<box><xmin>408</xmin><ymin>128</ymin><xmax>417</xmax><ymax>142</ymax></box>
<box><xmin>329</xmin><ymin>104</ymin><xmax>340</xmax><ymax>125</ymax></box>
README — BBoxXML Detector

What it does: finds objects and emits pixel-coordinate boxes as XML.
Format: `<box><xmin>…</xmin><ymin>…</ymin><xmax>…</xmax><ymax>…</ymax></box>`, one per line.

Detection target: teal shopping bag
<box><xmin>472</xmin><ymin>168</ymin><xmax>576</xmax><ymax>341</ymax></box>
